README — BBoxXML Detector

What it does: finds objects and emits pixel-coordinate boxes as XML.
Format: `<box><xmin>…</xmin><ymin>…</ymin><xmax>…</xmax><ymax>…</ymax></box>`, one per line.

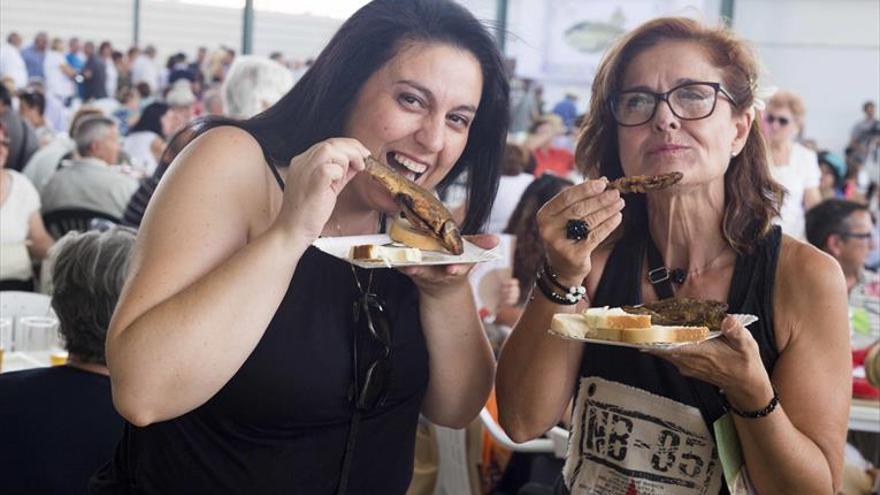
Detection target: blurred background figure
<box><xmin>100</xmin><ymin>42</ymin><xmax>117</xmax><ymax>100</ymax></box>
<box><xmin>508</xmin><ymin>78</ymin><xmax>540</xmax><ymax>138</ymax></box>
<box><xmin>200</xmin><ymin>86</ymin><xmax>224</xmax><ymax>116</ymax></box>
<box><xmin>41</xmin><ymin>115</ymin><xmax>138</xmax><ymax>219</ymax></box>
<box><xmin>494</xmin><ymin>174</ymin><xmax>574</xmax><ymax>328</ymax></box>
<box><xmin>21</xmin><ymin>32</ymin><xmax>48</xmax><ymax>81</ymax></box>
<box><xmin>221</xmin><ymin>55</ymin><xmax>293</xmax><ymax>119</ymax></box>
<box><xmin>0</xmin><ymin>227</ymin><xmax>135</xmax><ymax>494</ymax></box>
<box><xmin>22</xmin><ymin>106</ymin><xmax>103</xmax><ymax>195</ymax></box>
<box><xmin>763</xmin><ymin>89</ymin><xmax>822</xmax><ymax>240</ymax></box>
<box><xmin>43</xmin><ymin>37</ymin><xmax>76</xmax><ymax>106</ymax></box>
<box><xmin>523</xmin><ymin>114</ymin><xmax>575</xmax><ymax>179</ymax></box>
<box><xmin>0</xmin><ymin>84</ymin><xmax>39</xmax><ymax>172</ymax></box>
<box><xmin>131</xmin><ymin>44</ymin><xmax>160</xmax><ymax>94</ymax></box>
<box><xmin>111</xmin><ymin>86</ymin><xmax>140</xmax><ymax>136</ymax></box>
<box><xmin>0</xmin><ymin>33</ymin><xmax>28</xmax><ymax>90</ymax></box>
<box><xmin>122</xmin><ymin>102</ymin><xmax>179</xmax><ymax>176</ymax></box>
<box><xmin>817</xmin><ymin>150</ymin><xmax>847</xmax><ymax>200</ymax></box>
<box><xmin>17</xmin><ymin>87</ymin><xmax>55</xmax><ymax>145</ymax></box>
<box><xmin>0</xmin><ymin>121</ymin><xmax>54</xmax><ymax>291</ymax></box>
<box><xmin>485</xmin><ymin>142</ymin><xmax>534</xmax><ymax>234</ymax></box>
<box><xmin>551</xmin><ymin>91</ymin><xmax>578</xmax><ymax>132</ymax></box>
<box><xmin>81</xmin><ymin>41</ymin><xmax>108</xmax><ymax>101</ymax></box>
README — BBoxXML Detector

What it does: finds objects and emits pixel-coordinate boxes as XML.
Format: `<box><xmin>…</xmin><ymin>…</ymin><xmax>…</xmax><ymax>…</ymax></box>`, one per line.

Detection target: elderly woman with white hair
<box><xmin>221</xmin><ymin>55</ymin><xmax>294</xmax><ymax>119</ymax></box>
<box><xmin>0</xmin><ymin>226</ymin><xmax>136</xmax><ymax>494</ymax></box>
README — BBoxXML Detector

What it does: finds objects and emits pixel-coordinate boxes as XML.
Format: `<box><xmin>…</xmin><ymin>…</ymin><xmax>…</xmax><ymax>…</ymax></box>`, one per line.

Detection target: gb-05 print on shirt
<box><xmin>563</xmin><ymin>377</ymin><xmax>722</xmax><ymax>495</ymax></box>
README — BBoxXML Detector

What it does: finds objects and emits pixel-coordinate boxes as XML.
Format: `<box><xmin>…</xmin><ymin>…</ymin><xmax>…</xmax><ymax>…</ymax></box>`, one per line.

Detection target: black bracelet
<box><xmin>542</xmin><ymin>259</ymin><xmax>573</xmax><ymax>292</ymax></box>
<box><xmin>722</xmin><ymin>387</ymin><xmax>780</xmax><ymax>418</ymax></box>
<box><xmin>534</xmin><ymin>270</ymin><xmax>580</xmax><ymax>305</ymax></box>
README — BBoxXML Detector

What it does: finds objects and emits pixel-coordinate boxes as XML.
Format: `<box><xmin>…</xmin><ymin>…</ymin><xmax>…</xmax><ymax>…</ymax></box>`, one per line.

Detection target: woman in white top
<box><xmin>122</xmin><ymin>102</ymin><xmax>183</xmax><ymax>176</ymax></box>
<box><xmin>763</xmin><ymin>90</ymin><xmax>822</xmax><ymax>239</ymax></box>
<box><xmin>0</xmin><ymin>123</ymin><xmax>54</xmax><ymax>290</ymax></box>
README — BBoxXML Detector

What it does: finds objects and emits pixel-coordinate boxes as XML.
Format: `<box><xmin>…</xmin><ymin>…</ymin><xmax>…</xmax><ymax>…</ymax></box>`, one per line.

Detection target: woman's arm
<box><xmin>410</xmin><ymin>242</ymin><xmax>497</xmax><ymax>429</ymax></box>
<box><xmin>653</xmin><ymin>240</ymin><xmax>850</xmax><ymax>494</ymax></box>
<box><xmin>107</xmin><ymin>127</ymin><xmax>369</xmax><ymax>426</ymax></box>
<box><xmin>497</xmin><ymin>179</ymin><xmax>623</xmax><ymax>442</ymax></box>
<box><xmin>734</xmin><ymin>242</ymin><xmax>850</xmax><ymax>493</ymax></box>
<box><xmin>26</xmin><ymin>211</ymin><xmax>54</xmax><ymax>259</ymax></box>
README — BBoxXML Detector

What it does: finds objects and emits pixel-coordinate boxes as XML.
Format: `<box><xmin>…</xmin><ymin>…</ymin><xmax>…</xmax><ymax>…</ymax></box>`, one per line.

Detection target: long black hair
<box><xmin>192</xmin><ymin>0</ymin><xmax>509</xmax><ymax>234</ymax></box>
<box><xmin>129</xmin><ymin>102</ymin><xmax>170</xmax><ymax>138</ymax></box>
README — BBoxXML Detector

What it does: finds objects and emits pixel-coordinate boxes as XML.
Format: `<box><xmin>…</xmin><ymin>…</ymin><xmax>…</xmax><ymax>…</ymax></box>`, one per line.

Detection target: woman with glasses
<box><xmin>763</xmin><ymin>90</ymin><xmax>823</xmax><ymax>240</ymax></box>
<box><xmin>94</xmin><ymin>1</ymin><xmax>505</xmax><ymax>493</ymax></box>
<box><xmin>497</xmin><ymin>17</ymin><xmax>850</xmax><ymax>494</ymax></box>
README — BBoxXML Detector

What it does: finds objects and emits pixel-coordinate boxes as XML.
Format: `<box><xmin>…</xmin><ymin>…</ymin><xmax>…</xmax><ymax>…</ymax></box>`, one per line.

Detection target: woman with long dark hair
<box><xmin>94</xmin><ymin>1</ymin><xmax>508</xmax><ymax>493</ymax></box>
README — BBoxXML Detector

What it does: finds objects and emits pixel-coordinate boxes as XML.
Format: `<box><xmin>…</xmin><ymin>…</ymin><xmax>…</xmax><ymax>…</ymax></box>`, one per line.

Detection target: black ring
<box><xmin>565</xmin><ymin>219</ymin><xmax>589</xmax><ymax>242</ymax></box>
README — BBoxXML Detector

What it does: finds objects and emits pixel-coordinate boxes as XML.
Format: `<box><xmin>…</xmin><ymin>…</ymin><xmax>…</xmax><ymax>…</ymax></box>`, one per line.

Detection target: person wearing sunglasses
<box><xmin>497</xmin><ymin>17</ymin><xmax>851</xmax><ymax>494</ymax></box>
<box><xmin>762</xmin><ymin>90</ymin><xmax>823</xmax><ymax>240</ymax></box>
<box><xmin>94</xmin><ymin>1</ymin><xmax>504</xmax><ymax>493</ymax></box>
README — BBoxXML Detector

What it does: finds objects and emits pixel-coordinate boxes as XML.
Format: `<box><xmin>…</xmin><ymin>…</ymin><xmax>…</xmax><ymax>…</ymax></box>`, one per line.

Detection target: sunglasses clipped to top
<box><xmin>351</xmin><ymin>283</ymin><xmax>392</xmax><ymax>411</ymax></box>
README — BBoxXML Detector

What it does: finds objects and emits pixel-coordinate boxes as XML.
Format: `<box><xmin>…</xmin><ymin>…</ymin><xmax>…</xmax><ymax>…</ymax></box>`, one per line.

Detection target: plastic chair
<box><xmin>479</xmin><ymin>407</ymin><xmax>569</xmax><ymax>458</ymax></box>
<box><xmin>42</xmin><ymin>208</ymin><xmax>119</xmax><ymax>239</ymax></box>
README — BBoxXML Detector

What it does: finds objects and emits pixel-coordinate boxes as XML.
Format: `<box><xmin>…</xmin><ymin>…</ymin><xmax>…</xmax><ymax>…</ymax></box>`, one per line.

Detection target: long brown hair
<box><xmin>575</xmin><ymin>17</ymin><xmax>782</xmax><ymax>253</ymax></box>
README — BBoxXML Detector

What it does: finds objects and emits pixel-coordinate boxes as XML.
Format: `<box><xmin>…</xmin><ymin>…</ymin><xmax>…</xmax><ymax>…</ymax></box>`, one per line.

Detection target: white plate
<box><xmin>313</xmin><ymin>234</ymin><xmax>502</xmax><ymax>269</ymax></box>
<box><xmin>547</xmin><ymin>313</ymin><xmax>759</xmax><ymax>350</ymax></box>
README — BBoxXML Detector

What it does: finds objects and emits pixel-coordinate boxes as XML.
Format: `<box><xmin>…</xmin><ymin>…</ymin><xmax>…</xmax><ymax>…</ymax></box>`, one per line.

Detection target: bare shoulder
<box><xmin>774</xmin><ymin>235</ymin><xmax>848</xmax><ymax>347</ymax></box>
<box><xmin>776</xmin><ymin>235</ymin><xmax>847</xmax><ymax>306</ymax></box>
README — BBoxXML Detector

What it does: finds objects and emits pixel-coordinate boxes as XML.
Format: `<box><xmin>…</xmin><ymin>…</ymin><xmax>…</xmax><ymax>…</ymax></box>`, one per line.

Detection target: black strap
<box><xmin>335</xmin><ymin>409</ymin><xmax>362</xmax><ymax>495</ymax></box>
<box><xmin>265</xmin><ymin>160</ymin><xmax>285</xmax><ymax>191</ymax></box>
<box><xmin>644</xmin><ymin>235</ymin><xmax>728</xmax><ymax>430</ymax></box>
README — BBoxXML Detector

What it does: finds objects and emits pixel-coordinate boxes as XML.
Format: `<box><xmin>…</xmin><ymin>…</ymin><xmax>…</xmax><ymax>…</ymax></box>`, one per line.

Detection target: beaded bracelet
<box><xmin>534</xmin><ymin>264</ymin><xmax>586</xmax><ymax>305</ymax></box>
<box><xmin>722</xmin><ymin>387</ymin><xmax>780</xmax><ymax>419</ymax></box>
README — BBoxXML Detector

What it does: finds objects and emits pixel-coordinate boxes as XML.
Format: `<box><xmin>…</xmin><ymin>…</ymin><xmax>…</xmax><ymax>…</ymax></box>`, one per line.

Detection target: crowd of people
<box><xmin>0</xmin><ymin>0</ymin><xmax>878</xmax><ymax>494</ymax></box>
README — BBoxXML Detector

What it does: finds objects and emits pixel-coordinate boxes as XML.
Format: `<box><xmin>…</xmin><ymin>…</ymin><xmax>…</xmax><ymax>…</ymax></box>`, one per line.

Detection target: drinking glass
<box><xmin>17</xmin><ymin>316</ymin><xmax>59</xmax><ymax>352</ymax></box>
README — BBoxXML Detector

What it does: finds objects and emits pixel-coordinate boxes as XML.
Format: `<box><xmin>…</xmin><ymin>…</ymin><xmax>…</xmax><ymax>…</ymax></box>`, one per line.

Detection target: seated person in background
<box><xmin>0</xmin><ymin>83</ymin><xmax>39</xmax><ymax>172</ymax></box>
<box><xmin>805</xmin><ymin>199</ymin><xmax>878</xmax><ymax>348</ymax></box>
<box><xmin>523</xmin><ymin>114</ymin><xmax>575</xmax><ymax>179</ymax></box>
<box><xmin>484</xmin><ymin>142</ymin><xmax>535</xmax><ymax>233</ymax></box>
<box><xmin>0</xmin><ymin>226</ymin><xmax>134</xmax><ymax>495</ymax></box>
<box><xmin>41</xmin><ymin>115</ymin><xmax>138</xmax><ymax>219</ymax></box>
<box><xmin>17</xmin><ymin>87</ymin><xmax>55</xmax><ymax>146</ymax></box>
<box><xmin>494</xmin><ymin>174</ymin><xmax>573</xmax><ymax>328</ymax></box>
<box><xmin>222</xmin><ymin>55</ymin><xmax>294</xmax><ymax>119</ymax></box>
<box><xmin>22</xmin><ymin>106</ymin><xmax>104</xmax><ymax>194</ymax></box>
<box><xmin>121</xmin><ymin>102</ymin><xmax>181</xmax><ymax>176</ymax></box>
<box><xmin>0</xmin><ymin>122</ymin><xmax>54</xmax><ymax>291</ymax></box>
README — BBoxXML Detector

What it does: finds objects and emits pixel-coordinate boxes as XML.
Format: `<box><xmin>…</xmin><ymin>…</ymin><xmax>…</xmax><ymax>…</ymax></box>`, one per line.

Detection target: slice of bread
<box><xmin>550</xmin><ymin>312</ymin><xmax>709</xmax><ymax>344</ymax></box>
<box><xmin>583</xmin><ymin>307</ymin><xmax>651</xmax><ymax>330</ymax></box>
<box><xmin>389</xmin><ymin>217</ymin><xmax>447</xmax><ymax>253</ymax></box>
<box><xmin>350</xmin><ymin>244</ymin><xmax>422</xmax><ymax>263</ymax></box>
<box><xmin>550</xmin><ymin>313</ymin><xmax>592</xmax><ymax>339</ymax></box>
<box><xmin>615</xmin><ymin>325</ymin><xmax>709</xmax><ymax>344</ymax></box>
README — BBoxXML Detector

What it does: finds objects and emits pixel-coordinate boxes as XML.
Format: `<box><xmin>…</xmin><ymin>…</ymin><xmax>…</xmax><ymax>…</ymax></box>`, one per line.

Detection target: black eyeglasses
<box><xmin>352</xmin><ymin>291</ymin><xmax>392</xmax><ymax>411</ymax></box>
<box><xmin>609</xmin><ymin>81</ymin><xmax>738</xmax><ymax>127</ymax></box>
<box><xmin>765</xmin><ymin>114</ymin><xmax>790</xmax><ymax>127</ymax></box>
<box><xmin>840</xmin><ymin>231</ymin><xmax>873</xmax><ymax>241</ymax></box>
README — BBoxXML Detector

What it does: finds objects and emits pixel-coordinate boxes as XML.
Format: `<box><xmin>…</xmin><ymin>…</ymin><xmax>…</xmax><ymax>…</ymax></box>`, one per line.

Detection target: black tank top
<box><xmin>561</xmin><ymin>225</ymin><xmax>782</xmax><ymax>494</ymax></box>
<box><xmin>91</xmin><ymin>146</ymin><xmax>429</xmax><ymax>494</ymax></box>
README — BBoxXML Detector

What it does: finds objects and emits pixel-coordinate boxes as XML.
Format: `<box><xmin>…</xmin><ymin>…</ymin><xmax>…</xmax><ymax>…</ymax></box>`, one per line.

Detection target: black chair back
<box><xmin>42</xmin><ymin>209</ymin><xmax>120</xmax><ymax>239</ymax></box>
